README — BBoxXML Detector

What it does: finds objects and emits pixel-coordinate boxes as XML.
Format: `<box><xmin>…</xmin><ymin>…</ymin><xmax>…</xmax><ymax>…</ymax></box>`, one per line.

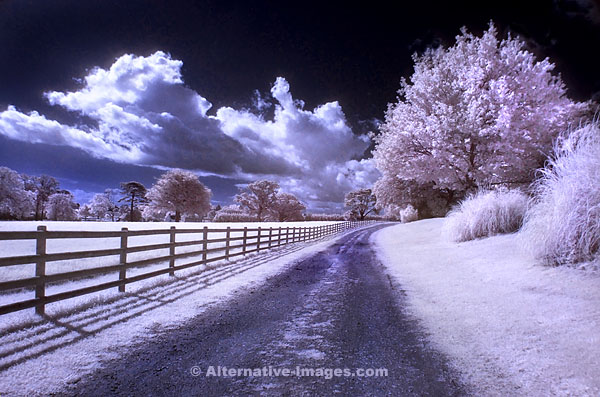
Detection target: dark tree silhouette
<box><xmin>119</xmin><ymin>181</ymin><xmax>148</xmax><ymax>222</ymax></box>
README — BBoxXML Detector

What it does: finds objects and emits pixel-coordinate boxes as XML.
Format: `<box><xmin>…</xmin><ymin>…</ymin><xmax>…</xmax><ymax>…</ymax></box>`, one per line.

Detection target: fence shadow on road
<box><xmin>0</xmin><ymin>234</ymin><xmax>340</xmax><ymax>372</ymax></box>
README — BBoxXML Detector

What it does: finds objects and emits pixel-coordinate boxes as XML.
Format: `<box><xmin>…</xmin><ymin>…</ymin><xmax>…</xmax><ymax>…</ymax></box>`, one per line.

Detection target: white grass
<box><xmin>0</xmin><ymin>220</ymin><xmax>341</xmax><ymax>315</ymax></box>
<box><xmin>373</xmin><ymin>219</ymin><xmax>600</xmax><ymax>396</ymax></box>
<box><xmin>0</xmin><ymin>223</ymin><xmax>352</xmax><ymax>397</ymax></box>
<box><xmin>443</xmin><ymin>189</ymin><xmax>528</xmax><ymax>242</ymax></box>
<box><xmin>0</xmin><ymin>220</ymin><xmax>337</xmax><ymax>283</ymax></box>
<box><xmin>522</xmin><ymin>122</ymin><xmax>600</xmax><ymax>266</ymax></box>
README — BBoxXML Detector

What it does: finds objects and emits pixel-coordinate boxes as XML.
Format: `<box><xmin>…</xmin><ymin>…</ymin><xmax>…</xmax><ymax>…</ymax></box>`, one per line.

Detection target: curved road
<box><xmin>61</xmin><ymin>224</ymin><xmax>464</xmax><ymax>396</ymax></box>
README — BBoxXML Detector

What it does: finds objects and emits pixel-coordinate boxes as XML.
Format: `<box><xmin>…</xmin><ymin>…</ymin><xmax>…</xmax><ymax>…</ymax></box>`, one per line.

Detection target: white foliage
<box><xmin>46</xmin><ymin>193</ymin><xmax>78</xmax><ymax>221</ymax></box>
<box><xmin>374</xmin><ymin>22</ymin><xmax>590</xmax><ymax>200</ymax></box>
<box><xmin>344</xmin><ymin>188</ymin><xmax>377</xmax><ymax>220</ymax></box>
<box><xmin>146</xmin><ymin>169</ymin><xmax>212</xmax><ymax>222</ymax></box>
<box><xmin>373</xmin><ymin>176</ymin><xmax>451</xmax><ymax>218</ymax></box>
<box><xmin>140</xmin><ymin>205</ymin><xmax>170</xmax><ymax>222</ymax></box>
<box><xmin>522</xmin><ymin>122</ymin><xmax>600</xmax><ymax>265</ymax></box>
<box><xmin>443</xmin><ymin>189</ymin><xmax>528</xmax><ymax>242</ymax></box>
<box><xmin>235</xmin><ymin>180</ymin><xmax>306</xmax><ymax>222</ymax></box>
<box><xmin>400</xmin><ymin>205</ymin><xmax>419</xmax><ymax>223</ymax></box>
<box><xmin>78</xmin><ymin>204</ymin><xmax>93</xmax><ymax>220</ymax></box>
<box><xmin>213</xmin><ymin>205</ymin><xmax>258</xmax><ymax>222</ymax></box>
<box><xmin>89</xmin><ymin>190</ymin><xmax>119</xmax><ymax>221</ymax></box>
<box><xmin>0</xmin><ymin>166</ymin><xmax>34</xmax><ymax>219</ymax></box>
<box><xmin>271</xmin><ymin>192</ymin><xmax>306</xmax><ymax>222</ymax></box>
<box><xmin>304</xmin><ymin>213</ymin><xmax>345</xmax><ymax>221</ymax></box>
<box><xmin>235</xmin><ymin>180</ymin><xmax>280</xmax><ymax>222</ymax></box>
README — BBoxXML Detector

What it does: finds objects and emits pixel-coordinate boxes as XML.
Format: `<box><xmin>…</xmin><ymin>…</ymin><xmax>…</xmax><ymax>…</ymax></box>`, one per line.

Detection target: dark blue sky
<box><xmin>1</xmin><ymin>0</ymin><xmax>599</xmax><ymax>211</ymax></box>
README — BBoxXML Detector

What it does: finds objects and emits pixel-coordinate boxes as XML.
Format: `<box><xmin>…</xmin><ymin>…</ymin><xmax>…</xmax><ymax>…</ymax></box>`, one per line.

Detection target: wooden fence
<box><xmin>0</xmin><ymin>221</ymin><xmax>373</xmax><ymax>316</ymax></box>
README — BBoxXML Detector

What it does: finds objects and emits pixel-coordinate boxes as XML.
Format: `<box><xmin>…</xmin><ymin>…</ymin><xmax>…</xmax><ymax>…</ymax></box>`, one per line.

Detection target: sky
<box><xmin>1</xmin><ymin>0</ymin><xmax>600</xmax><ymax>212</ymax></box>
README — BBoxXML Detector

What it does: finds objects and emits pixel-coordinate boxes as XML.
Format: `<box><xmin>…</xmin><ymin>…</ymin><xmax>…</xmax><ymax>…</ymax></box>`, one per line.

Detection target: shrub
<box><xmin>443</xmin><ymin>189</ymin><xmax>528</xmax><ymax>242</ymax></box>
<box><xmin>522</xmin><ymin>123</ymin><xmax>600</xmax><ymax>265</ymax></box>
<box><xmin>304</xmin><ymin>213</ymin><xmax>345</xmax><ymax>221</ymax></box>
<box><xmin>400</xmin><ymin>205</ymin><xmax>419</xmax><ymax>223</ymax></box>
<box><xmin>213</xmin><ymin>206</ymin><xmax>258</xmax><ymax>222</ymax></box>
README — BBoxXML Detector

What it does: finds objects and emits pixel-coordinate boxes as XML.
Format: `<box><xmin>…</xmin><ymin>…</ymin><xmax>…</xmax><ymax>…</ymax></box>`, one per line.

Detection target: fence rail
<box><xmin>0</xmin><ymin>221</ymin><xmax>374</xmax><ymax>316</ymax></box>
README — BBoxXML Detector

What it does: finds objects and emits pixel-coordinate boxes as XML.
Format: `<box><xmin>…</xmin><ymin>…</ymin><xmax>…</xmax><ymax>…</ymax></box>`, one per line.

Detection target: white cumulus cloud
<box><xmin>0</xmin><ymin>51</ymin><xmax>378</xmax><ymax>210</ymax></box>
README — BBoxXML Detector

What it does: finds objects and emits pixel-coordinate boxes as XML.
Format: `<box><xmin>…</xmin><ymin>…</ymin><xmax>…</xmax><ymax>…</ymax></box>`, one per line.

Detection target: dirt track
<box><xmin>60</xmin><ymin>224</ymin><xmax>464</xmax><ymax>396</ymax></box>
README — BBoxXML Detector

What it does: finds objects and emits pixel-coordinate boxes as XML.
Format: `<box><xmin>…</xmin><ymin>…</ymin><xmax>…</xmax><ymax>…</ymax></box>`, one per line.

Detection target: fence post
<box><xmin>286</xmin><ymin>226</ymin><xmax>290</xmax><ymax>245</ymax></box>
<box><xmin>202</xmin><ymin>226</ymin><xmax>208</xmax><ymax>264</ymax></box>
<box><xmin>35</xmin><ymin>225</ymin><xmax>47</xmax><ymax>316</ymax></box>
<box><xmin>292</xmin><ymin>227</ymin><xmax>296</xmax><ymax>243</ymax></box>
<box><xmin>257</xmin><ymin>227</ymin><xmax>262</xmax><ymax>253</ymax></box>
<box><xmin>278</xmin><ymin>226</ymin><xmax>282</xmax><ymax>246</ymax></box>
<box><xmin>169</xmin><ymin>226</ymin><xmax>176</xmax><ymax>276</ymax></box>
<box><xmin>242</xmin><ymin>227</ymin><xmax>248</xmax><ymax>255</ymax></box>
<box><xmin>119</xmin><ymin>227</ymin><xmax>128</xmax><ymax>292</ymax></box>
<box><xmin>225</xmin><ymin>226</ymin><xmax>231</xmax><ymax>259</ymax></box>
<box><xmin>268</xmin><ymin>227</ymin><xmax>273</xmax><ymax>248</ymax></box>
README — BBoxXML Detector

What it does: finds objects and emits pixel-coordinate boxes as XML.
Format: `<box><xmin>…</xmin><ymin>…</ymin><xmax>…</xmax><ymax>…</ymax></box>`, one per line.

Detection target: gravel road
<box><xmin>59</xmin><ymin>224</ymin><xmax>464</xmax><ymax>396</ymax></box>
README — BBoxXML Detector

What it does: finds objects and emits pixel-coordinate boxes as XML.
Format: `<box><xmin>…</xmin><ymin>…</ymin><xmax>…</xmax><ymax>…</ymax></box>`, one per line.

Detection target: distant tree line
<box><xmin>1</xmin><ymin>166</ymin><xmax>384</xmax><ymax>222</ymax></box>
<box><xmin>0</xmin><ymin>167</ymin><xmax>78</xmax><ymax>221</ymax></box>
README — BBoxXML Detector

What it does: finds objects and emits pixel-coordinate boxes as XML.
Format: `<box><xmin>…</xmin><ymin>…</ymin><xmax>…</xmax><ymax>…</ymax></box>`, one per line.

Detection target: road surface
<box><xmin>60</xmin><ymin>224</ymin><xmax>464</xmax><ymax>396</ymax></box>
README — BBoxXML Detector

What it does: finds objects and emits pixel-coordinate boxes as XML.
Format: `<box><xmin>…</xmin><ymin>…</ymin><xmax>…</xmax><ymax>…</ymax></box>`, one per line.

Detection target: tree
<box><xmin>206</xmin><ymin>204</ymin><xmax>222</xmax><ymax>222</ymax></box>
<box><xmin>373</xmin><ymin>23</ymin><xmax>591</xmax><ymax>203</ymax></box>
<box><xmin>146</xmin><ymin>169</ymin><xmax>212</xmax><ymax>222</ymax></box>
<box><xmin>212</xmin><ymin>205</ymin><xmax>257</xmax><ymax>222</ymax></box>
<box><xmin>235</xmin><ymin>180</ymin><xmax>280</xmax><ymax>222</ymax></box>
<box><xmin>89</xmin><ymin>189</ymin><xmax>119</xmax><ymax>221</ymax></box>
<box><xmin>372</xmin><ymin>175</ymin><xmax>451</xmax><ymax>219</ymax></box>
<box><xmin>344</xmin><ymin>188</ymin><xmax>377</xmax><ymax>221</ymax></box>
<box><xmin>25</xmin><ymin>175</ymin><xmax>59</xmax><ymax>220</ymax></box>
<box><xmin>118</xmin><ymin>204</ymin><xmax>142</xmax><ymax>221</ymax></box>
<box><xmin>119</xmin><ymin>181</ymin><xmax>147</xmax><ymax>222</ymax></box>
<box><xmin>46</xmin><ymin>192</ymin><xmax>78</xmax><ymax>221</ymax></box>
<box><xmin>0</xmin><ymin>166</ymin><xmax>34</xmax><ymax>219</ymax></box>
<box><xmin>272</xmin><ymin>192</ymin><xmax>306</xmax><ymax>221</ymax></box>
<box><xmin>79</xmin><ymin>204</ymin><xmax>92</xmax><ymax>221</ymax></box>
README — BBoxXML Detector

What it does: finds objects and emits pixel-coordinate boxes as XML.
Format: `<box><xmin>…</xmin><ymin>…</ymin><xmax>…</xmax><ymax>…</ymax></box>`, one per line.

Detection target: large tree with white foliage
<box><xmin>146</xmin><ymin>169</ymin><xmax>212</xmax><ymax>222</ymax></box>
<box><xmin>89</xmin><ymin>189</ymin><xmax>119</xmax><ymax>221</ymax></box>
<box><xmin>235</xmin><ymin>180</ymin><xmax>280</xmax><ymax>222</ymax></box>
<box><xmin>46</xmin><ymin>192</ymin><xmax>78</xmax><ymax>221</ymax></box>
<box><xmin>344</xmin><ymin>188</ymin><xmax>377</xmax><ymax>221</ymax></box>
<box><xmin>374</xmin><ymin>23</ymin><xmax>592</xmax><ymax>204</ymax></box>
<box><xmin>24</xmin><ymin>174</ymin><xmax>60</xmax><ymax>220</ymax></box>
<box><xmin>0</xmin><ymin>166</ymin><xmax>34</xmax><ymax>219</ymax></box>
<box><xmin>271</xmin><ymin>192</ymin><xmax>306</xmax><ymax>222</ymax></box>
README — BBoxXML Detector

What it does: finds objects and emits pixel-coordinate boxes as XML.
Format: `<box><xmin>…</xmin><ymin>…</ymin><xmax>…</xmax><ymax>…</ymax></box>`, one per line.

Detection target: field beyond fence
<box><xmin>0</xmin><ymin>221</ymin><xmax>373</xmax><ymax>316</ymax></box>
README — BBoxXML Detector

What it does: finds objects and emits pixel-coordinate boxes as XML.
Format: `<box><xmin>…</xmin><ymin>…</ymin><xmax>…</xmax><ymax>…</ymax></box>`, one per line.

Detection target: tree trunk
<box><xmin>35</xmin><ymin>198</ymin><xmax>42</xmax><ymax>221</ymax></box>
<box><xmin>130</xmin><ymin>193</ymin><xmax>135</xmax><ymax>221</ymax></box>
<box><xmin>175</xmin><ymin>211</ymin><xmax>181</xmax><ymax>222</ymax></box>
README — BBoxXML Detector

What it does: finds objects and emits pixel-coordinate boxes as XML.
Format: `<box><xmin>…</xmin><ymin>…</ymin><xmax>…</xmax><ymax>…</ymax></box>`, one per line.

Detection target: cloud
<box><xmin>0</xmin><ymin>51</ymin><xmax>378</xmax><ymax>210</ymax></box>
<box><xmin>557</xmin><ymin>0</ymin><xmax>600</xmax><ymax>24</ymax></box>
<box><xmin>217</xmin><ymin>76</ymin><xmax>377</xmax><ymax>208</ymax></box>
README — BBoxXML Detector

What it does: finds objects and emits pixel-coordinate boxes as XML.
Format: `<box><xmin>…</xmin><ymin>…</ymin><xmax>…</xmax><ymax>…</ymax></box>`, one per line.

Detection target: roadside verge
<box><xmin>372</xmin><ymin>218</ymin><xmax>600</xmax><ymax>396</ymax></box>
